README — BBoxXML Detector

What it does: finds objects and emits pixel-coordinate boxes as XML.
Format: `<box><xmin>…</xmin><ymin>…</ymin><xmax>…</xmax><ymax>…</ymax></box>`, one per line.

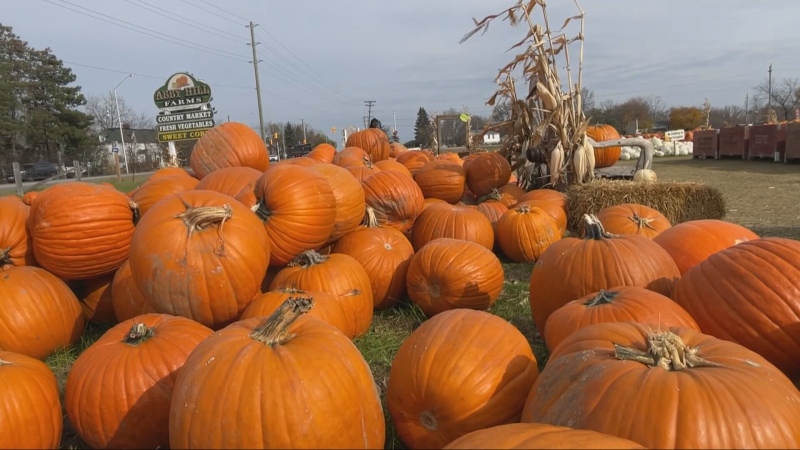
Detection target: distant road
<box><xmin>1</xmin><ymin>171</ymin><xmax>157</xmax><ymax>191</ymax></box>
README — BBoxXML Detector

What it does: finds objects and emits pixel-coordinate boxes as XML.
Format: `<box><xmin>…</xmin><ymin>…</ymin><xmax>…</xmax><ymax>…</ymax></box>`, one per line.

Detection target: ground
<box><xmin>28</xmin><ymin>155</ymin><xmax>800</xmax><ymax>449</ymax></box>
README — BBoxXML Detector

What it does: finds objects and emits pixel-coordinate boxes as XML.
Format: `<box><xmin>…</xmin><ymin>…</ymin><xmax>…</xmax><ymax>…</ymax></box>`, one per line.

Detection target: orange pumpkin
<box><xmin>308</xmin><ymin>163</ymin><xmax>367</xmax><ymax>243</ymax></box>
<box><xmin>464</xmin><ymin>152</ymin><xmax>512</xmax><ymax>197</ymax></box>
<box><xmin>68</xmin><ymin>273</ymin><xmax>117</xmax><ymax>324</ymax></box>
<box><xmin>65</xmin><ymin>314</ymin><xmax>213</xmax><ymax>449</ymax></box>
<box><xmin>169</xmin><ymin>298</ymin><xmax>385</xmax><ymax>448</ymax></box>
<box><xmin>389</xmin><ymin>142</ymin><xmax>408</xmax><ymax>158</ymax></box>
<box><xmin>362</xmin><ymin>169</ymin><xmax>424</xmax><ymax>233</ymax></box>
<box><xmin>444</xmin><ymin>423</ymin><xmax>645</xmax><ymax>449</ymax></box>
<box><xmin>131</xmin><ymin>174</ymin><xmax>199</xmax><ymax>216</ymax></box>
<box><xmin>516</xmin><ymin>199</ymin><xmax>567</xmax><ymax>235</ymax></box>
<box><xmin>346</xmin><ymin>128</ymin><xmax>390</xmax><ymax>162</ymax></box>
<box><xmin>596</xmin><ymin>203</ymin><xmax>671</xmax><ymax>239</ymax></box>
<box><xmin>242</xmin><ymin>288</ymin><xmax>349</xmax><ymax>335</ymax></box>
<box><xmin>413</xmin><ymin>160</ymin><xmax>466</xmax><ymax>204</ymax></box>
<box><xmin>387</xmin><ymin>309</ymin><xmax>539</xmax><ymax>448</ymax></box>
<box><xmin>496</xmin><ymin>204</ymin><xmax>561</xmax><ymax>263</ymax></box>
<box><xmin>189</xmin><ymin>122</ymin><xmax>270</xmax><ymax>179</ymax></box>
<box><xmin>586</xmin><ymin>124</ymin><xmax>621</xmax><ymax>168</ymax></box>
<box><xmin>21</xmin><ymin>190</ymin><xmax>38</xmax><ymax>206</ymax></box>
<box><xmin>332</xmin><ymin>146</ymin><xmax>372</xmax><ymax>168</ymax></box>
<box><xmin>307</xmin><ymin>142</ymin><xmax>337</xmax><ymax>164</ymax></box>
<box><xmin>346</xmin><ymin>164</ymin><xmax>380</xmax><ymax>183</ymax></box>
<box><xmin>519</xmin><ymin>188</ymin><xmax>567</xmax><ymax>213</ymax></box>
<box><xmin>395</xmin><ymin>150</ymin><xmax>434</xmax><ymax>174</ymax></box>
<box><xmin>111</xmin><ymin>260</ymin><xmax>153</xmax><ymax>322</ymax></box>
<box><xmin>373</xmin><ymin>159</ymin><xmax>413</xmax><ymax>178</ymax></box>
<box><xmin>194</xmin><ymin>166</ymin><xmax>264</xmax><ymax>209</ymax></box>
<box><xmin>0</xmin><ymin>350</ymin><xmax>63</xmax><ymax>449</ymax></box>
<box><xmin>0</xmin><ymin>196</ymin><xmax>35</xmax><ymax>269</ymax></box>
<box><xmin>411</xmin><ymin>203</ymin><xmax>494</xmax><ymax>251</ymax></box>
<box><xmin>149</xmin><ymin>167</ymin><xmax>194</xmax><ymax>181</ymax></box>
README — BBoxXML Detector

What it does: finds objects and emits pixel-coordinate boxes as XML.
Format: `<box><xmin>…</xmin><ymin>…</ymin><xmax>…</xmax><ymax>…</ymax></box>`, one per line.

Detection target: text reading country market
<box><xmin>153</xmin><ymin>72</ymin><xmax>215</xmax><ymax>143</ymax></box>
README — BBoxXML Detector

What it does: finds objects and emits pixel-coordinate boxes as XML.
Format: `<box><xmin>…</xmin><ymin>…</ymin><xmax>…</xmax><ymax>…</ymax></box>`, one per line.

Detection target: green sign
<box><xmin>153</xmin><ymin>72</ymin><xmax>212</xmax><ymax>111</ymax></box>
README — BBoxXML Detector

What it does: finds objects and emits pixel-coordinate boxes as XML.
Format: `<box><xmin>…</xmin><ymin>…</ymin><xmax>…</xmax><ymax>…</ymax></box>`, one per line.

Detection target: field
<box><xmin>26</xmin><ymin>155</ymin><xmax>800</xmax><ymax>449</ymax></box>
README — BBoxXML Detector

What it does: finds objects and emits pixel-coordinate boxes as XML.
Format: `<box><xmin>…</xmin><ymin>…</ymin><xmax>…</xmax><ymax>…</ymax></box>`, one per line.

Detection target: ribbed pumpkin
<box><xmin>0</xmin><ymin>266</ymin><xmax>85</xmax><ymax>359</ymax></box>
<box><xmin>307</xmin><ymin>142</ymin><xmax>337</xmax><ymax>164</ymax></box>
<box><xmin>395</xmin><ymin>150</ymin><xmax>434</xmax><ymax>174</ymax></box>
<box><xmin>0</xmin><ymin>350</ymin><xmax>63</xmax><ymax>449</ymax></box>
<box><xmin>148</xmin><ymin>166</ymin><xmax>193</xmax><ymax>181</ymax></box>
<box><xmin>332</xmin><ymin>208</ymin><xmax>415</xmax><ymax>309</ymax></box>
<box><xmin>653</xmin><ymin>219</ymin><xmax>759</xmax><ymax>275</ymax></box>
<box><xmin>672</xmin><ymin>238</ymin><xmax>800</xmax><ymax>378</ymax></box>
<box><xmin>521</xmin><ymin>322</ymin><xmax>800</xmax><ymax>449</ymax></box>
<box><xmin>69</xmin><ymin>274</ymin><xmax>116</xmax><ymax>324</ymax></box>
<box><xmin>411</xmin><ymin>203</ymin><xmax>494</xmax><ymax>251</ymax></box>
<box><xmin>387</xmin><ymin>309</ymin><xmax>539</xmax><ymax>449</ymax></box>
<box><xmin>444</xmin><ymin>423</ymin><xmax>645</xmax><ymax>449</ymax></box>
<box><xmin>389</xmin><ymin>142</ymin><xmax>408</xmax><ymax>158</ymax></box>
<box><xmin>129</xmin><ymin>190</ymin><xmax>270</xmax><ymax>329</ymax></box>
<box><xmin>519</xmin><ymin>188</ymin><xmax>567</xmax><ymax>215</ymax></box>
<box><xmin>465</xmin><ymin>152</ymin><xmax>512</xmax><ymax>197</ymax></box>
<box><xmin>346</xmin><ymin>128</ymin><xmax>390</xmax><ymax>162</ymax></box>
<box><xmin>332</xmin><ymin>146</ymin><xmax>372</xmax><ymax>168</ymax></box>
<box><xmin>241</xmin><ymin>288</ymin><xmax>349</xmax><ymax>334</ymax></box>
<box><xmin>194</xmin><ymin>166</ymin><xmax>263</xmax><ymax>209</ymax></box>
<box><xmin>596</xmin><ymin>203</ymin><xmax>671</xmax><ymax>239</ymax></box>
<box><xmin>347</xmin><ymin>164</ymin><xmax>381</xmax><ymax>183</ymax></box>
<box><xmin>544</xmin><ymin>286</ymin><xmax>700</xmax><ymax>351</ymax></box>
<box><xmin>276</xmin><ymin>156</ymin><xmax>318</xmax><ymax>167</ymax></box>
<box><xmin>496</xmin><ymin>204</ymin><xmax>561</xmax><ymax>263</ymax></box>
<box><xmin>130</xmin><ymin>174</ymin><xmax>199</xmax><ymax>216</ymax></box>
<box><xmin>470</xmin><ymin>201</ymin><xmax>509</xmax><ymax>227</ymax></box>
<box><xmin>269</xmin><ymin>250</ymin><xmax>373</xmax><ymax>339</ymax></box>
<box><xmin>373</xmin><ymin>159</ymin><xmax>413</xmax><ymax>178</ymax></box>
<box><xmin>0</xmin><ymin>196</ymin><xmax>35</xmax><ymax>269</ymax></box>
<box><xmin>435</xmin><ymin>151</ymin><xmax>464</xmax><ymax>165</ymax></box>
<box><xmin>413</xmin><ymin>160</ymin><xmax>466</xmax><ymax>204</ymax></box>
<box><xmin>516</xmin><ymin>199</ymin><xmax>567</xmax><ymax>234</ymax></box>
<box><xmin>189</xmin><ymin>122</ymin><xmax>270</xmax><ymax>179</ymax></box>
<box><xmin>529</xmin><ymin>214</ymin><xmax>681</xmax><ymax>333</ymax></box>
<box><xmin>65</xmin><ymin>314</ymin><xmax>213</xmax><ymax>449</ymax></box>
<box><xmin>406</xmin><ymin>238</ymin><xmax>504</xmax><ymax>316</ymax></box>
<box><xmin>111</xmin><ymin>260</ymin><xmax>152</xmax><ymax>322</ymax></box>
<box><xmin>28</xmin><ymin>182</ymin><xmax>139</xmax><ymax>280</ymax></box>
<box><xmin>169</xmin><ymin>298</ymin><xmax>385</xmax><ymax>448</ymax></box>
<box><xmin>308</xmin><ymin>163</ymin><xmax>367</xmax><ymax>243</ymax></box>
<box><xmin>362</xmin><ymin>169</ymin><xmax>424</xmax><ymax>233</ymax></box>
<box><xmin>586</xmin><ymin>124</ymin><xmax>621</xmax><ymax>168</ymax></box>
<box><xmin>253</xmin><ymin>164</ymin><xmax>337</xmax><ymax>266</ymax></box>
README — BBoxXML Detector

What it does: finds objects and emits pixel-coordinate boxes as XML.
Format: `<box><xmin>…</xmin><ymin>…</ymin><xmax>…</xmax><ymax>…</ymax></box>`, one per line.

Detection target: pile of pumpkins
<box><xmin>3</xmin><ymin>121</ymin><xmax>800</xmax><ymax>449</ymax></box>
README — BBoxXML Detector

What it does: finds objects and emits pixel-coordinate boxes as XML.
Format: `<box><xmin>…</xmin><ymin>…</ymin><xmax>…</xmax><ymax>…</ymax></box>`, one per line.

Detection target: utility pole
<box><xmin>364</xmin><ymin>100</ymin><xmax>376</xmax><ymax>126</ymax></box>
<box><xmin>767</xmin><ymin>63</ymin><xmax>773</xmax><ymax>119</ymax></box>
<box><xmin>744</xmin><ymin>94</ymin><xmax>749</xmax><ymax>125</ymax></box>
<box><xmin>248</xmin><ymin>22</ymin><xmax>266</xmax><ymax>142</ymax></box>
<box><xmin>393</xmin><ymin>110</ymin><xmax>397</xmax><ymax>131</ymax></box>
<box><xmin>362</xmin><ymin>116</ymin><xmax>368</xmax><ymax>129</ymax></box>
<box><xmin>301</xmin><ymin>118</ymin><xmax>307</xmax><ymax>144</ymax></box>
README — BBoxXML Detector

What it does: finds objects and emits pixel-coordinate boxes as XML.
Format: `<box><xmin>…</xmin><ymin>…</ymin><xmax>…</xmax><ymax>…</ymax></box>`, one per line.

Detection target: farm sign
<box><xmin>664</xmin><ymin>129</ymin><xmax>686</xmax><ymax>142</ymax></box>
<box><xmin>153</xmin><ymin>72</ymin><xmax>215</xmax><ymax>143</ymax></box>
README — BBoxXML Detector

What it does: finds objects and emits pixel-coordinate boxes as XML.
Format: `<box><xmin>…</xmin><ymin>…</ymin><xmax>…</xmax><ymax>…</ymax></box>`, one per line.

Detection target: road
<box><xmin>2</xmin><ymin>171</ymin><xmax>157</xmax><ymax>191</ymax></box>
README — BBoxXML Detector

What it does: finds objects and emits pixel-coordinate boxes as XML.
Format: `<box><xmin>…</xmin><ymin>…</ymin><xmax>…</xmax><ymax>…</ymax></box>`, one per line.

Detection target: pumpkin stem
<box><xmin>252</xmin><ymin>198</ymin><xmax>273</xmax><ymax>221</ymax></box>
<box><xmin>129</xmin><ymin>199</ymin><xmax>141</xmax><ymax>225</ymax></box>
<box><xmin>583</xmin><ymin>214</ymin><xmax>614</xmax><ymax>240</ymax></box>
<box><xmin>614</xmin><ymin>330</ymin><xmax>722</xmax><ymax>371</ymax></box>
<box><xmin>477</xmin><ymin>188</ymin><xmax>502</xmax><ymax>203</ymax></box>
<box><xmin>250</xmin><ymin>296</ymin><xmax>314</xmax><ymax>345</ymax></box>
<box><xmin>630</xmin><ymin>212</ymin><xmax>657</xmax><ymax>231</ymax></box>
<box><xmin>515</xmin><ymin>204</ymin><xmax>532</xmax><ymax>214</ymax></box>
<box><xmin>362</xmin><ymin>206</ymin><xmax>380</xmax><ymax>228</ymax></box>
<box><xmin>123</xmin><ymin>322</ymin><xmax>155</xmax><ymax>346</ymax></box>
<box><xmin>178</xmin><ymin>203</ymin><xmax>233</xmax><ymax>238</ymax></box>
<box><xmin>288</xmin><ymin>250</ymin><xmax>328</xmax><ymax>267</ymax></box>
<box><xmin>0</xmin><ymin>248</ymin><xmax>11</xmax><ymax>267</ymax></box>
<box><xmin>0</xmin><ymin>358</ymin><xmax>10</xmax><ymax>365</ymax></box>
<box><xmin>362</xmin><ymin>155</ymin><xmax>373</xmax><ymax>168</ymax></box>
<box><xmin>584</xmin><ymin>289</ymin><xmax>618</xmax><ymax>307</ymax></box>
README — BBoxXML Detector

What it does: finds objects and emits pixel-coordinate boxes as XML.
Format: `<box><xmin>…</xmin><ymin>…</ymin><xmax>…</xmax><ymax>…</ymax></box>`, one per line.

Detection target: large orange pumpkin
<box><xmin>308</xmin><ymin>163</ymin><xmax>367</xmax><ymax>243</ymax></box>
<box><xmin>519</xmin><ymin>188</ymin><xmax>567</xmax><ymax>214</ymax></box>
<box><xmin>253</xmin><ymin>164</ymin><xmax>337</xmax><ymax>266</ymax></box>
<box><xmin>464</xmin><ymin>152</ymin><xmax>512</xmax><ymax>197</ymax></box>
<box><xmin>0</xmin><ymin>266</ymin><xmax>85</xmax><ymax>359</ymax></box>
<box><xmin>194</xmin><ymin>166</ymin><xmax>264</xmax><ymax>208</ymax></box>
<box><xmin>529</xmin><ymin>214</ymin><xmax>681</xmax><ymax>333</ymax></box>
<box><xmin>596</xmin><ymin>203</ymin><xmax>671</xmax><ymax>239</ymax></box>
<box><xmin>653</xmin><ymin>219</ymin><xmax>759</xmax><ymax>275</ymax></box>
<box><xmin>130</xmin><ymin>174</ymin><xmax>199</xmax><ymax>216</ymax></box>
<box><xmin>406</xmin><ymin>238</ymin><xmax>504</xmax><ymax>316</ymax></box>
<box><xmin>189</xmin><ymin>122</ymin><xmax>270</xmax><ymax>179</ymax></box>
<box><xmin>346</xmin><ymin>128</ymin><xmax>390</xmax><ymax>162</ymax></box>
<box><xmin>387</xmin><ymin>309</ymin><xmax>539</xmax><ymax>449</ymax></box>
<box><xmin>0</xmin><ymin>196</ymin><xmax>35</xmax><ymax>269</ymax></box>
<box><xmin>521</xmin><ymin>322</ymin><xmax>800</xmax><ymax>449</ymax></box>
<box><xmin>672</xmin><ymin>238</ymin><xmax>800</xmax><ymax>378</ymax></box>
<box><xmin>0</xmin><ymin>350</ymin><xmax>63</xmax><ymax>449</ymax></box>
<box><xmin>307</xmin><ymin>142</ymin><xmax>337</xmax><ymax>164</ymax></box>
<box><xmin>373</xmin><ymin>159</ymin><xmax>413</xmax><ymax>178</ymax></box>
<box><xmin>169</xmin><ymin>298</ymin><xmax>385</xmax><ymax>448</ymax></box>
<box><xmin>241</xmin><ymin>288</ymin><xmax>349</xmax><ymax>335</ymax></box>
<box><xmin>332</xmin><ymin>146</ymin><xmax>371</xmax><ymax>168</ymax></box>
<box><xmin>411</xmin><ymin>203</ymin><xmax>495</xmax><ymax>251</ymax></box>
<box><xmin>361</xmin><ymin>169</ymin><xmax>424</xmax><ymax>233</ymax></box>
<box><xmin>515</xmin><ymin>199</ymin><xmax>567</xmax><ymax>235</ymax></box>
<box><xmin>413</xmin><ymin>160</ymin><xmax>466</xmax><ymax>204</ymax></box>
<box><xmin>496</xmin><ymin>204</ymin><xmax>561</xmax><ymax>262</ymax></box>
<box><xmin>586</xmin><ymin>124</ymin><xmax>621</xmax><ymax>168</ymax></box>
<box><xmin>395</xmin><ymin>150</ymin><xmax>434</xmax><ymax>174</ymax></box>
<box><xmin>129</xmin><ymin>190</ymin><xmax>270</xmax><ymax>329</ymax></box>
<box><xmin>28</xmin><ymin>182</ymin><xmax>139</xmax><ymax>280</ymax></box>
<box><xmin>544</xmin><ymin>286</ymin><xmax>700</xmax><ymax>351</ymax></box>
<box><xmin>65</xmin><ymin>314</ymin><xmax>212</xmax><ymax>449</ymax></box>
<box><xmin>444</xmin><ymin>423</ymin><xmax>645</xmax><ymax>449</ymax></box>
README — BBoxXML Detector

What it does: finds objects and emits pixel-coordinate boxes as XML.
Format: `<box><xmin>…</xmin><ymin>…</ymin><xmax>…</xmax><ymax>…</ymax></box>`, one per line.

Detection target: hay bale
<box><xmin>565</xmin><ymin>180</ymin><xmax>726</xmax><ymax>233</ymax></box>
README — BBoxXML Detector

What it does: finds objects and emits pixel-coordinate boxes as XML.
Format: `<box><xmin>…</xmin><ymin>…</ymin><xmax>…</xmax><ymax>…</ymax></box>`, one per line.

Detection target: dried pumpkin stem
<box><xmin>0</xmin><ymin>358</ymin><xmax>10</xmax><ymax>365</ymax></box>
<box><xmin>288</xmin><ymin>250</ymin><xmax>328</xmax><ymax>267</ymax></box>
<box><xmin>129</xmin><ymin>199</ymin><xmax>141</xmax><ymax>225</ymax></box>
<box><xmin>630</xmin><ymin>213</ymin><xmax>657</xmax><ymax>230</ymax></box>
<box><xmin>584</xmin><ymin>289</ymin><xmax>617</xmax><ymax>307</ymax></box>
<box><xmin>362</xmin><ymin>206</ymin><xmax>380</xmax><ymax>228</ymax></box>
<box><xmin>177</xmin><ymin>203</ymin><xmax>233</xmax><ymax>238</ymax></box>
<box><xmin>252</xmin><ymin>199</ymin><xmax>273</xmax><ymax>221</ymax></box>
<box><xmin>477</xmin><ymin>188</ymin><xmax>503</xmax><ymax>203</ymax></box>
<box><xmin>0</xmin><ymin>248</ymin><xmax>11</xmax><ymax>266</ymax></box>
<box><xmin>123</xmin><ymin>323</ymin><xmax>155</xmax><ymax>346</ymax></box>
<box><xmin>250</xmin><ymin>296</ymin><xmax>314</xmax><ymax>345</ymax></box>
<box><xmin>614</xmin><ymin>331</ymin><xmax>722</xmax><ymax>371</ymax></box>
<box><xmin>515</xmin><ymin>204</ymin><xmax>532</xmax><ymax>214</ymax></box>
<box><xmin>582</xmin><ymin>214</ymin><xmax>614</xmax><ymax>239</ymax></box>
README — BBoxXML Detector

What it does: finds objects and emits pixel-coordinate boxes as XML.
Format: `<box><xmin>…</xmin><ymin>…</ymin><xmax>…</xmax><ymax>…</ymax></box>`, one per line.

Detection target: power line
<box><xmin>62</xmin><ymin>60</ymin><xmax>255</xmax><ymax>90</ymax></box>
<box><xmin>123</xmin><ymin>0</ymin><xmax>246</xmax><ymax>44</ymax></box>
<box><xmin>180</xmin><ymin>0</ymin><xmax>243</xmax><ymax>26</ymax></box>
<box><xmin>196</xmin><ymin>0</ymin><xmax>248</xmax><ymax>22</ymax></box>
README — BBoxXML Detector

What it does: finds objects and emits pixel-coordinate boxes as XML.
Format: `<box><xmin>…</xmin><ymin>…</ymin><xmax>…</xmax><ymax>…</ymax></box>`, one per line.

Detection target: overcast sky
<box><xmin>7</xmin><ymin>0</ymin><xmax>800</xmax><ymax>142</ymax></box>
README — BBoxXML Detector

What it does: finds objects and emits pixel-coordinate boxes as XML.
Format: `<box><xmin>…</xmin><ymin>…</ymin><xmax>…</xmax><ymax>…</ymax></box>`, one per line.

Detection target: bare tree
<box><xmin>581</xmin><ymin>87</ymin><xmax>595</xmax><ymax>111</ymax></box>
<box><xmin>709</xmin><ymin>105</ymin><xmax>746</xmax><ymax>128</ymax></box>
<box><xmin>755</xmin><ymin>77</ymin><xmax>800</xmax><ymax>121</ymax></box>
<box><xmin>644</xmin><ymin>95</ymin><xmax>668</xmax><ymax>121</ymax></box>
<box><xmin>84</xmin><ymin>91</ymin><xmax>153</xmax><ymax>132</ymax></box>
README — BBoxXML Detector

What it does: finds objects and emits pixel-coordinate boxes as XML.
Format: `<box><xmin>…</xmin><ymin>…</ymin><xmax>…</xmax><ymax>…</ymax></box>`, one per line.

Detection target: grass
<box><xmin>0</xmin><ymin>174</ymin><xmax>150</xmax><ymax>197</ymax></box>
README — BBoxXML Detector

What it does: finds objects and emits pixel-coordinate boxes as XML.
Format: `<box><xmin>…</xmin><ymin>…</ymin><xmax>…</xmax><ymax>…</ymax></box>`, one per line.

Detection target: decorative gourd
<box><xmin>596</xmin><ymin>203</ymin><xmax>671</xmax><ymax>239</ymax></box>
<box><xmin>308</xmin><ymin>163</ymin><xmax>367</xmax><ymax>243</ymax></box>
<box><xmin>0</xmin><ymin>266</ymin><xmax>85</xmax><ymax>359</ymax></box>
<box><xmin>521</xmin><ymin>322</ymin><xmax>800</xmax><ymax>449</ymax></box>
<box><xmin>406</xmin><ymin>238</ymin><xmax>504</xmax><ymax>316</ymax></box>
<box><xmin>189</xmin><ymin>122</ymin><xmax>270</xmax><ymax>179</ymax></box>
<box><xmin>529</xmin><ymin>214</ymin><xmax>681</xmax><ymax>333</ymax></box>
<box><xmin>332</xmin><ymin>207</ymin><xmax>415</xmax><ymax>309</ymax></box>
<box><xmin>269</xmin><ymin>250</ymin><xmax>373</xmax><ymax>339</ymax></box>
<box><xmin>129</xmin><ymin>190</ymin><xmax>270</xmax><ymax>329</ymax></box>
<box><xmin>412</xmin><ymin>203</ymin><xmax>495</xmax><ymax>251</ymax></box>
<box><xmin>444</xmin><ymin>423</ymin><xmax>645</xmax><ymax>449</ymax></box>
<box><xmin>28</xmin><ymin>182</ymin><xmax>139</xmax><ymax>280</ymax></box>
<box><xmin>653</xmin><ymin>219</ymin><xmax>759</xmax><ymax>275</ymax></box>
<box><xmin>169</xmin><ymin>298</ymin><xmax>385</xmax><ymax>448</ymax></box>
<box><xmin>0</xmin><ymin>350</ymin><xmax>63</xmax><ymax>449</ymax></box>
<box><xmin>464</xmin><ymin>152</ymin><xmax>512</xmax><ymax>197</ymax></box>
<box><xmin>194</xmin><ymin>166</ymin><xmax>263</xmax><ymax>209</ymax></box>
<box><xmin>413</xmin><ymin>160</ymin><xmax>466</xmax><ymax>204</ymax></box>
<box><xmin>387</xmin><ymin>309</ymin><xmax>539</xmax><ymax>449</ymax></box>
<box><xmin>131</xmin><ymin>174</ymin><xmax>199</xmax><ymax>216</ymax></box>
<box><xmin>544</xmin><ymin>286</ymin><xmax>700</xmax><ymax>351</ymax></box>
<box><xmin>672</xmin><ymin>237</ymin><xmax>800</xmax><ymax>378</ymax></box>
<box><xmin>111</xmin><ymin>260</ymin><xmax>153</xmax><ymax>322</ymax></box>
<box><xmin>346</xmin><ymin>128</ymin><xmax>390</xmax><ymax>162</ymax></box>
<box><xmin>0</xmin><ymin>196</ymin><xmax>35</xmax><ymax>269</ymax></box>
<box><xmin>496</xmin><ymin>204</ymin><xmax>561</xmax><ymax>263</ymax></box>
<box><xmin>362</xmin><ymin>169</ymin><xmax>424</xmax><ymax>233</ymax></box>
<box><xmin>586</xmin><ymin>124</ymin><xmax>621</xmax><ymax>168</ymax></box>
<box><xmin>65</xmin><ymin>314</ymin><xmax>213</xmax><ymax>449</ymax></box>
<box><xmin>252</xmin><ymin>164</ymin><xmax>337</xmax><ymax>266</ymax></box>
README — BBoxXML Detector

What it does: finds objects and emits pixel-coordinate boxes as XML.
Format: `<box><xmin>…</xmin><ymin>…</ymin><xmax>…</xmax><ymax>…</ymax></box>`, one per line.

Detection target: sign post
<box><xmin>664</xmin><ymin>129</ymin><xmax>686</xmax><ymax>155</ymax></box>
<box><xmin>111</xmin><ymin>144</ymin><xmax>122</xmax><ymax>182</ymax></box>
<box><xmin>153</xmin><ymin>73</ymin><xmax>214</xmax><ymax>167</ymax></box>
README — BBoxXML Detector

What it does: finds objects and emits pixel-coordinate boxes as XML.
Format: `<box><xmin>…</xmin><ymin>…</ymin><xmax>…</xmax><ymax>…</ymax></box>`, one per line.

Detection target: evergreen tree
<box><xmin>284</xmin><ymin>121</ymin><xmax>297</xmax><ymax>147</ymax></box>
<box><xmin>414</xmin><ymin>107</ymin><xmax>432</xmax><ymax>146</ymax></box>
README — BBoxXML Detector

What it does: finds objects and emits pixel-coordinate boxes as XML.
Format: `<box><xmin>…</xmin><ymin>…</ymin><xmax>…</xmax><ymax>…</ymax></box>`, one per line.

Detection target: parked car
<box><xmin>21</xmin><ymin>162</ymin><xmax>60</xmax><ymax>182</ymax></box>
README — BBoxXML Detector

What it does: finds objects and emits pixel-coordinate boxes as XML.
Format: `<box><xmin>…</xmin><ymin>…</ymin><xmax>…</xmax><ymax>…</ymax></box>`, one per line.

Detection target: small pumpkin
<box><xmin>586</xmin><ymin>124</ymin><xmax>621</xmax><ymax>168</ymax></box>
<box><xmin>596</xmin><ymin>203</ymin><xmax>671</xmax><ymax>239</ymax></box>
<box><xmin>189</xmin><ymin>122</ymin><xmax>270</xmax><ymax>179</ymax></box>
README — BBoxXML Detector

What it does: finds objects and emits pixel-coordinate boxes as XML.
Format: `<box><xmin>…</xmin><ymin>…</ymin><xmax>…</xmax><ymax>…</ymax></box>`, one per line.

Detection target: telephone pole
<box><xmin>364</xmin><ymin>100</ymin><xmax>376</xmax><ymax>126</ymax></box>
<box><xmin>301</xmin><ymin>118</ymin><xmax>307</xmax><ymax>144</ymax></box>
<box><xmin>744</xmin><ymin>94</ymin><xmax>749</xmax><ymax>124</ymax></box>
<box><xmin>767</xmin><ymin>63</ymin><xmax>773</xmax><ymax>118</ymax></box>
<box><xmin>248</xmin><ymin>22</ymin><xmax>266</xmax><ymax>142</ymax></box>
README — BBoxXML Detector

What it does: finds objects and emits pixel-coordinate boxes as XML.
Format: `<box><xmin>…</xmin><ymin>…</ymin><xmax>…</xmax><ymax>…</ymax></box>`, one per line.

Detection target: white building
<box><xmin>98</xmin><ymin>125</ymin><xmax>164</xmax><ymax>169</ymax></box>
<box><xmin>483</xmin><ymin>131</ymin><xmax>501</xmax><ymax>145</ymax></box>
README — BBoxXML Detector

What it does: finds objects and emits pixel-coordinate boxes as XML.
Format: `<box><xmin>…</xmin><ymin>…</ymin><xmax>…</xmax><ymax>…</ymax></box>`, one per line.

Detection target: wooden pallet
<box><xmin>594</xmin><ymin>166</ymin><xmax>635</xmax><ymax>179</ymax></box>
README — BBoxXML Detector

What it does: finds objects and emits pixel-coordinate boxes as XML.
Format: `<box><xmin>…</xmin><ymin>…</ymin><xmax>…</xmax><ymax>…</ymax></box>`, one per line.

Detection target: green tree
<box><xmin>414</xmin><ymin>107</ymin><xmax>432</xmax><ymax>146</ymax></box>
<box><xmin>284</xmin><ymin>121</ymin><xmax>297</xmax><ymax>148</ymax></box>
